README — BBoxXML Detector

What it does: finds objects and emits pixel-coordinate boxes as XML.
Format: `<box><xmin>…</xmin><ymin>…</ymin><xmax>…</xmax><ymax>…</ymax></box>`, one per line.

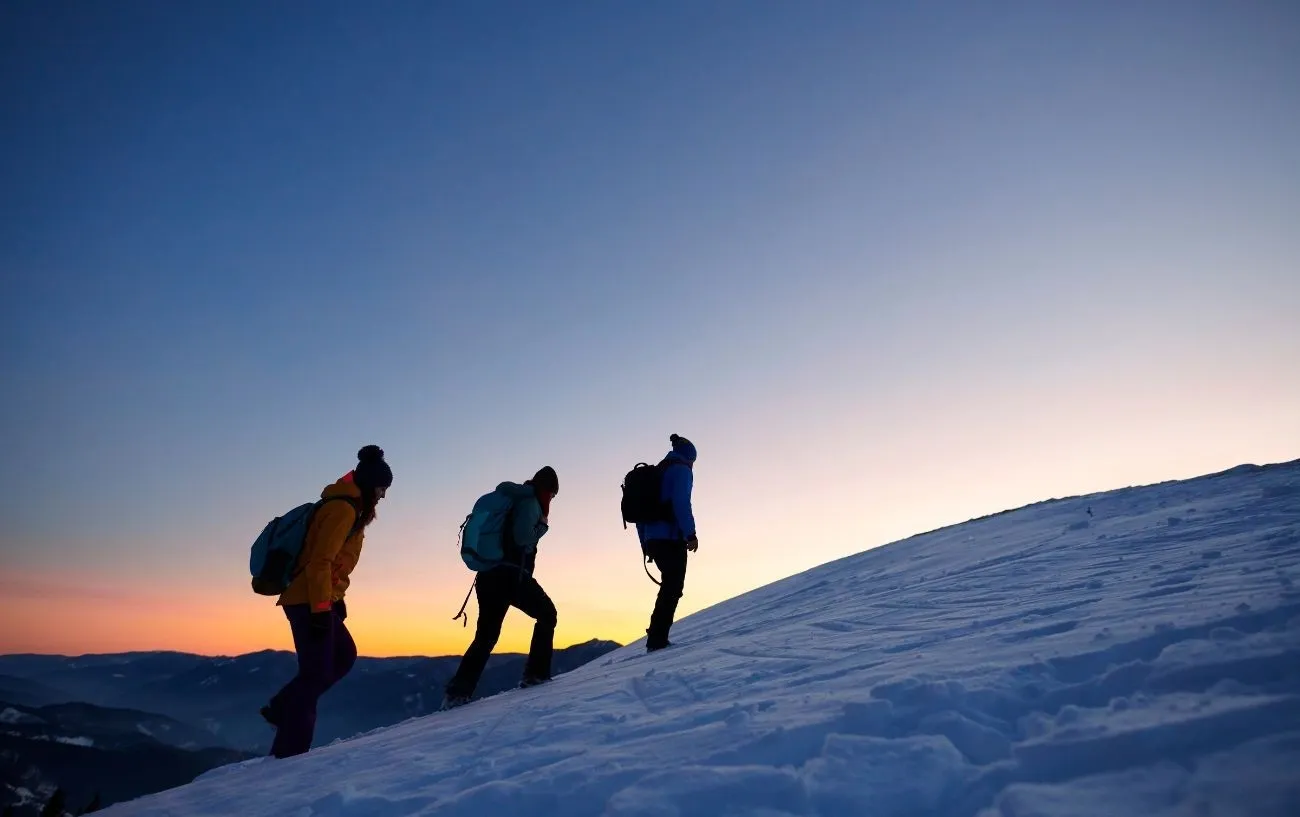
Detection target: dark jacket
<box><xmin>495</xmin><ymin>481</ymin><xmax>549</xmax><ymax>573</ymax></box>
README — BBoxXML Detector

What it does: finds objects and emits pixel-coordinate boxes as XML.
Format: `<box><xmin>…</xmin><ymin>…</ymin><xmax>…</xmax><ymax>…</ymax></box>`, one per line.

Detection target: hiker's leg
<box><xmin>512</xmin><ymin>575</ymin><xmax>557</xmax><ymax>682</ymax></box>
<box><xmin>270</xmin><ymin>605</ymin><xmax>336</xmax><ymax>758</ymax></box>
<box><xmin>323</xmin><ymin>614</ymin><xmax>358</xmax><ymax>693</ymax></box>
<box><xmin>266</xmin><ymin>604</ymin><xmax>311</xmax><ymax>731</ymax></box>
<box><xmin>445</xmin><ymin>568</ymin><xmax>512</xmax><ymax>699</ymax></box>
<box><xmin>646</xmin><ymin>540</ymin><xmax>688</xmax><ymax>648</ymax></box>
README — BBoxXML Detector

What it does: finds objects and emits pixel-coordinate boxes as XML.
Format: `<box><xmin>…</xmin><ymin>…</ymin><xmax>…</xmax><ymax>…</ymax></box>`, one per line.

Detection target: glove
<box><xmin>308</xmin><ymin>610</ymin><xmax>332</xmax><ymax>639</ymax></box>
<box><xmin>685</xmin><ymin>535</ymin><xmax>699</xmax><ymax>553</ymax></box>
<box><xmin>333</xmin><ymin>599</ymin><xmax>348</xmax><ymax>621</ymax></box>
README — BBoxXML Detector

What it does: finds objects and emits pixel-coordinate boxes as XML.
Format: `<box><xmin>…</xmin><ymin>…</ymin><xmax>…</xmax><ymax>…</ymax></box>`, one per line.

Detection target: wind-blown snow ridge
<box><xmin>105</xmin><ymin>460</ymin><xmax>1300</xmax><ymax>817</ymax></box>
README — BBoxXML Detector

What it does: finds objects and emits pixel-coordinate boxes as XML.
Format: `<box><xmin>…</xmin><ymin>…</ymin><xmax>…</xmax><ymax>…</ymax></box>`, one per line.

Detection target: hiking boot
<box><xmin>440</xmin><ymin>693</ymin><xmax>470</xmax><ymax>711</ymax></box>
<box><xmin>646</xmin><ymin>640</ymin><xmax>672</xmax><ymax>653</ymax></box>
<box><xmin>519</xmin><ymin>676</ymin><xmax>551</xmax><ymax>689</ymax></box>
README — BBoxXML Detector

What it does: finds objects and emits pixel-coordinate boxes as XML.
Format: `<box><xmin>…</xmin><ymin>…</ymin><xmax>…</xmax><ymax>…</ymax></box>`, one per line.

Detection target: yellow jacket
<box><xmin>278</xmin><ymin>475</ymin><xmax>366</xmax><ymax>611</ymax></box>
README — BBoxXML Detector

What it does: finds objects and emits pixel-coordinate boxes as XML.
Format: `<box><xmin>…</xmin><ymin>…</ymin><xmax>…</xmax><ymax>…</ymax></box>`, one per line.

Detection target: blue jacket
<box><xmin>635</xmin><ymin>452</ymin><xmax>696</xmax><ymax>544</ymax></box>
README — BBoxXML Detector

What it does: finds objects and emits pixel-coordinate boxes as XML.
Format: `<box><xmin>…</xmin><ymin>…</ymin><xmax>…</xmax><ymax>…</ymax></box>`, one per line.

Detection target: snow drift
<box><xmin>102</xmin><ymin>460</ymin><xmax>1300</xmax><ymax>816</ymax></box>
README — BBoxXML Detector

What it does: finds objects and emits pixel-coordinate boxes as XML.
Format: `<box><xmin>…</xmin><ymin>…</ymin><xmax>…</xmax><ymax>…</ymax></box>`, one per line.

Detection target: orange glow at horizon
<box><xmin>3</xmin><ymin>413</ymin><xmax>1296</xmax><ymax>660</ymax></box>
<box><xmin>0</xmin><ymin>568</ymin><xmax>654</xmax><ymax>658</ymax></box>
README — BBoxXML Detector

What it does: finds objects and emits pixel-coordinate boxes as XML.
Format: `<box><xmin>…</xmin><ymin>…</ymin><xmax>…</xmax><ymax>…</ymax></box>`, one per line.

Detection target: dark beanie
<box><xmin>530</xmin><ymin>465</ymin><xmax>559</xmax><ymax>496</ymax></box>
<box><xmin>354</xmin><ymin>445</ymin><xmax>394</xmax><ymax>490</ymax></box>
<box><xmin>669</xmin><ymin>433</ymin><xmax>697</xmax><ymax>462</ymax></box>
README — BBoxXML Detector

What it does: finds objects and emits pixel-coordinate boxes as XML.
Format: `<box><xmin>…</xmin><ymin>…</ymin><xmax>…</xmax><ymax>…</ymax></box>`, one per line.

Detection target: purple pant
<box><xmin>268</xmin><ymin>602</ymin><xmax>357</xmax><ymax>758</ymax></box>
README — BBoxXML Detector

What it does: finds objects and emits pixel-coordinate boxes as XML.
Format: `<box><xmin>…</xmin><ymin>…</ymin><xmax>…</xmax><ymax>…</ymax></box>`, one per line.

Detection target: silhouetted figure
<box><xmin>636</xmin><ymin>434</ymin><xmax>698</xmax><ymax>652</ymax></box>
<box><xmin>263</xmin><ymin>445</ymin><xmax>393</xmax><ymax>758</ymax></box>
<box><xmin>443</xmin><ymin>466</ymin><xmax>559</xmax><ymax>709</ymax></box>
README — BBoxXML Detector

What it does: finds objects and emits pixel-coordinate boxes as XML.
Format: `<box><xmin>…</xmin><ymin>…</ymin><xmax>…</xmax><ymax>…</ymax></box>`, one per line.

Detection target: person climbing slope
<box><xmin>443</xmin><ymin>466</ymin><xmax>560</xmax><ymax>709</ymax></box>
<box><xmin>628</xmin><ymin>434</ymin><xmax>698</xmax><ymax>652</ymax></box>
<box><xmin>261</xmin><ymin>445</ymin><xmax>393</xmax><ymax>758</ymax></box>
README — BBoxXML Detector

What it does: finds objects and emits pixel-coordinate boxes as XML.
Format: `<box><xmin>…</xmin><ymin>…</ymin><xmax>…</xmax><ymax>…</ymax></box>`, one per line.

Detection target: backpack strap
<box><xmin>452</xmin><ymin>577</ymin><xmax>476</xmax><ymax>627</ymax></box>
<box><xmin>287</xmin><ymin>495</ymin><xmax>364</xmax><ymax>582</ymax></box>
<box><xmin>643</xmin><ymin>552</ymin><xmax>662</xmax><ymax>586</ymax></box>
<box><xmin>656</xmin><ymin>458</ymin><xmax>682</xmax><ymax>525</ymax></box>
<box><xmin>496</xmin><ymin>494</ymin><xmax>519</xmax><ymax>565</ymax></box>
<box><xmin>313</xmin><ymin>494</ymin><xmax>364</xmax><ymax>536</ymax></box>
<box><xmin>332</xmin><ymin>495</ymin><xmax>365</xmax><ymax>535</ymax></box>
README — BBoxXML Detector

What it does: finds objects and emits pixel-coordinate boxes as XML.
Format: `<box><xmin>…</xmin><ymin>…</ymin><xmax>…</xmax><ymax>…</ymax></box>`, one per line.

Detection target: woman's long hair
<box><xmin>357</xmin><ymin>486</ymin><xmax>380</xmax><ymax>528</ymax></box>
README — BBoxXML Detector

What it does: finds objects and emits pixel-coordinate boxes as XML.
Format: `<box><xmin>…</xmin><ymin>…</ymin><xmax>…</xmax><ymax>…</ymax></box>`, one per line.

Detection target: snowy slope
<box><xmin>102</xmin><ymin>460</ymin><xmax>1300</xmax><ymax>817</ymax></box>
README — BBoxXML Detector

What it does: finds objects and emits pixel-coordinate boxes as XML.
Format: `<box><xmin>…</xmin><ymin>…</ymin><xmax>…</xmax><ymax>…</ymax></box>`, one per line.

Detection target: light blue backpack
<box><xmin>458</xmin><ymin>489</ymin><xmax>515</xmax><ymax>571</ymax></box>
<box><xmin>249</xmin><ymin>496</ymin><xmax>359</xmax><ymax>595</ymax></box>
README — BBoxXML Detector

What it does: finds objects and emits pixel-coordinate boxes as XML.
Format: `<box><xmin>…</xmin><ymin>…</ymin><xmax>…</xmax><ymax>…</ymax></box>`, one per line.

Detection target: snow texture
<box><xmin>5</xmin><ymin>784</ymin><xmax>40</xmax><ymax>808</ymax></box>
<box><xmin>0</xmin><ymin>708</ymin><xmax>38</xmax><ymax>725</ymax></box>
<box><xmin>102</xmin><ymin>461</ymin><xmax>1300</xmax><ymax>816</ymax></box>
<box><xmin>54</xmin><ymin>735</ymin><xmax>94</xmax><ymax>747</ymax></box>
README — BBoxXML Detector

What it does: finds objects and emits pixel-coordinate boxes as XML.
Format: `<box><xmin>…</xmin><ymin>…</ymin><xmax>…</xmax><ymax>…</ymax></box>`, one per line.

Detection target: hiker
<box><xmin>636</xmin><ymin>434</ymin><xmax>698</xmax><ymax>652</ymax></box>
<box><xmin>262</xmin><ymin>445</ymin><xmax>393</xmax><ymax>758</ymax></box>
<box><xmin>442</xmin><ymin>466</ymin><xmax>559</xmax><ymax>709</ymax></box>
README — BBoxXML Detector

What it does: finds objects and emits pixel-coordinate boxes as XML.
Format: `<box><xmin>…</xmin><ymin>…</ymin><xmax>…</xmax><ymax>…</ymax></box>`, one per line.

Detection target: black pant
<box><xmin>446</xmin><ymin>566</ymin><xmax>556</xmax><ymax>698</ymax></box>
<box><xmin>644</xmin><ymin>540</ymin><xmax>688</xmax><ymax>647</ymax></box>
<box><xmin>268</xmin><ymin>602</ymin><xmax>357</xmax><ymax>758</ymax></box>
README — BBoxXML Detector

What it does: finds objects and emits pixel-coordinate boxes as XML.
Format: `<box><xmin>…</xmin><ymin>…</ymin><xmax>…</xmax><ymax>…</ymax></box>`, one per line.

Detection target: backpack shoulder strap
<box><xmin>501</xmin><ymin>500</ymin><xmax>519</xmax><ymax>557</ymax></box>
<box><xmin>314</xmin><ymin>495</ymin><xmax>364</xmax><ymax>535</ymax></box>
<box><xmin>285</xmin><ymin>495</ymin><xmax>364</xmax><ymax>583</ymax></box>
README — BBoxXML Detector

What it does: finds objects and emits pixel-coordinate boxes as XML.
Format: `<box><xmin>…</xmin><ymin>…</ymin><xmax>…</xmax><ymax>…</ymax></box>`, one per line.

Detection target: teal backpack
<box><xmin>249</xmin><ymin>496</ymin><xmax>360</xmax><ymax>596</ymax></box>
<box><xmin>458</xmin><ymin>489</ymin><xmax>516</xmax><ymax>571</ymax></box>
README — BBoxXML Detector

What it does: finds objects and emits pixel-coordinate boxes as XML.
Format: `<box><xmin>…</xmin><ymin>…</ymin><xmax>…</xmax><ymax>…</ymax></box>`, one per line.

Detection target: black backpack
<box><xmin>621</xmin><ymin>462</ymin><xmax>672</xmax><ymax>528</ymax></box>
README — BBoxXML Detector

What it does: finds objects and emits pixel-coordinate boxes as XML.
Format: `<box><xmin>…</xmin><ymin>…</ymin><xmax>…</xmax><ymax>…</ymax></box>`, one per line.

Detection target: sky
<box><xmin>1</xmin><ymin>1</ymin><xmax>1297</xmax><ymax>658</ymax></box>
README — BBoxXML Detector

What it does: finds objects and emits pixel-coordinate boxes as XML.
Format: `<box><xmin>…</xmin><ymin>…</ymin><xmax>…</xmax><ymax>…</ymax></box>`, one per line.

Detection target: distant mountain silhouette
<box><xmin>0</xmin><ymin>676</ymin><xmax>68</xmax><ymax>709</ymax></box>
<box><xmin>0</xmin><ymin>640</ymin><xmax>620</xmax><ymax>814</ymax></box>
<box><xmin>0</xmin><ymin>698</ymin><xmax>255</xmax><ymax>816</ymax></box>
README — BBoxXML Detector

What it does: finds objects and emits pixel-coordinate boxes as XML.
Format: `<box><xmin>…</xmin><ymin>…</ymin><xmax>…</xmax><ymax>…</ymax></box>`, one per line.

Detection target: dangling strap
<box><xmin>643</xmin><ymin>553</ymin><xmax>662</xmax><ymax>586</ymax></box>
<box><xmin>452</xmin><ymin>578</ymin><xmax>476</xmax><ymax>627</ymax></box>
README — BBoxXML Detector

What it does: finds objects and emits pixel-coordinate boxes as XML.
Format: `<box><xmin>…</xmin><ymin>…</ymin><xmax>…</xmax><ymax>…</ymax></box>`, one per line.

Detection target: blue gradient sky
<box><xmin>2</xmin><ymin>1</ymin><xmax>1297</xmax><ymax>655</ymax></box>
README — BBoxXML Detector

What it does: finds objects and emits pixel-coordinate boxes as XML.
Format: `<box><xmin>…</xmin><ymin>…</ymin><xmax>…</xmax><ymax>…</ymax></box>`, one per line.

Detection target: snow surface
<box><xmin>103</xmin><ymin>461</ymin><xmax>1300</xmax><ymax>816</ymax></box>
<box><xmin>4</xmin><ymin>784</ymin><xmax>39</xmax><ymax>808</ymax></box>
<box><xmin>54</xmin><ymin>735</ymin><xmax>94</xmax><ymax>747</ymax></box>
<box><xmin>0</xmin><ymin>708</ymin><xmax>37</xmax><ymax>725</ymax></box>
<box><xmin>4</xmin><ymin>731</ymin><xmax>95</xmax><ymax>747</ymax></box>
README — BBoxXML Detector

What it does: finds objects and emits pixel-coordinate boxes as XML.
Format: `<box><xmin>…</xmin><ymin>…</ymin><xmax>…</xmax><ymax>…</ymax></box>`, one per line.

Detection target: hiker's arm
<box><xmin>668</xmin><ymin>466</ymin><xmax>696</xmax><ymax>539</ymax></box>
<box><xmin>304</xmin><ymin>502</ymin><xmax>355</xmax><ymax>611</ymax></box>
<box><xmin>332</xmin><ymin>532</ymin><xmax>365</xmax><ymax>596</ymax></box>
<box><xmin>512</xmin><ymin>498</ymin><xmax>548</xmax><ymax>556</ymax></box>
